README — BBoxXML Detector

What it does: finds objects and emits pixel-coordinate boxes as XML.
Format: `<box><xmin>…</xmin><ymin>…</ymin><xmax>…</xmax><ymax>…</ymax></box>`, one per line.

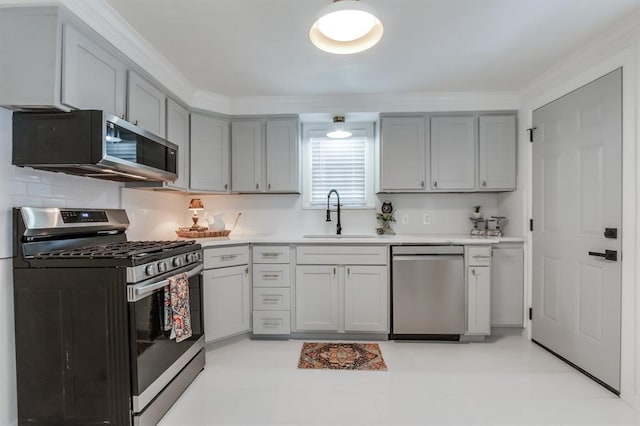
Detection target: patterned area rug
<box><xmin>297</xmin><ymin>342</ymin><xmax>388</xmax><ymax>371</ymax></box>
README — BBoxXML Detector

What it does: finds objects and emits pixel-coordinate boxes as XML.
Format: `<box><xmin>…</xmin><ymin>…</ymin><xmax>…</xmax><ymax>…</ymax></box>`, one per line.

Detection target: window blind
<box><xmin>310</xmin><ymin>135</ymin><xmax>367</xmax><ymax>206</ymax></box>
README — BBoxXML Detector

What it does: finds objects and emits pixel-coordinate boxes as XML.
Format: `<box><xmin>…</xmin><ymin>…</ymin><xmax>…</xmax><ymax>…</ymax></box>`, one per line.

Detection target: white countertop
<box><xmin>189</xmin><ymin>233</ymin><xmax>526</xmax><ymax>247</ymax></box>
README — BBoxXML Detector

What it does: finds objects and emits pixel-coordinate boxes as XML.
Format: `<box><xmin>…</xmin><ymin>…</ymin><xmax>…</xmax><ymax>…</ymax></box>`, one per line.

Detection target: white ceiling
<box><xmin>104</xmin><ymin>0</ymin><xmax>640</xmax><ymax>97</ymax></box>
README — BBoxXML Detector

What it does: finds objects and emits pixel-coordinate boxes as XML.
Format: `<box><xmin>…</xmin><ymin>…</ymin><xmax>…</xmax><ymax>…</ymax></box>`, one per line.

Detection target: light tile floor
<box><xmin>159</xmin><ymin>332</ymin><xmax>640</xmax><ymax>425</ymax></box>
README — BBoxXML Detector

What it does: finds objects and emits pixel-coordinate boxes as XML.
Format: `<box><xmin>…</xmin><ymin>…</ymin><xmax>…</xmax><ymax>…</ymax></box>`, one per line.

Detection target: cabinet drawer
<box><xmin>296</xmin><ymin>245</ymin><xmax>388</xmax><ymax>265</ymax></box>
<box><xmin>466</xmin><ymin>246</ymin><xmax>492</xmax><ymax>266</ymax></box>
<box><xmin>253</xmin><ymin>264</ymin><xmax>290</xmax><ymax>287</ymax></box>
<box><xmin>253</xmin><ymin>245</ymin><xmax>291</xmax><ymax>263</ymax></box>
<box><xmin>253</xmin><ymin>288</ymin><xmax>291</xmax><ymax>310</ymax></box>
<box><xmin>204</xmin><ymin>245</ymin><xmax>249</xmax><ymax>269</ymax></box>
<box><xmin>252</xmin><ymin>310</ymin><xmax>291</xmax><ymax>334</ymax></box>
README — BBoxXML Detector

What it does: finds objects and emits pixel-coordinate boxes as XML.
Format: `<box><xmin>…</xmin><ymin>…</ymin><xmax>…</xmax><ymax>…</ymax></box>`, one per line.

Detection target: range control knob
<box><xmin>186</xmin><ymin>253</ymin><xmax>196</xmax><ymax>263</ymax></box>
<box><xmin>157</xmin><ymin>262</ymin><xmax>167</xmax><ymax>273</ymax></box>
<box><xmin>195</xmin><ymin>252</ymin><xmax>202</xmax><ymax>261</ymax></box>
<box><xmin>172</xmin><ymin>257</ymin><xmax>184</xmax><ymax>268</ymax></box>
<box><xmin>145</xmin><ymin>264</ymin><xmax>157</xmax><ymax>276</ymax></box>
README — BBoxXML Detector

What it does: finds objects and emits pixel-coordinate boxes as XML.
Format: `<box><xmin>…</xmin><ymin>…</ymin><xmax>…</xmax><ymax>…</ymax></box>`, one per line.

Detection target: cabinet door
<box><xmin>127</xmin><ymin>70</ymin><xmax>166</xmax><ymax>137</ymax></box>
<box><xmin>431</xmin><ymin>116</ymin><xmax>476</xmax><ymax>190</ymax></box>
<box><xmin>231</xmin><ymin>120</ymin><xmax>263</xmax><ymax>192</ymax></box>
<box><xmin>344</xmin><ymin>266</ymin><xmax>388</xmax><ymax>332</ymax></box>
<box><xmin>61</xmin><ymin>24</ymin><xmax>126</xmax><ymax>118</ymax></box>
<box><xmin>295</xmin><ymin>266</ymin><xmax>339</xmax><ymax>331</ymax></box>
<box><xmin>165</xmin><ymin>98</ymin><xmax>189</xmax><ymax>189</ymax></box>
<box><xmin>203</xmin><ymin>265</ymin><xmax>250</xmax><ymax>342</ymax></box>
<box><xmin>380</xmin><ymin>116</ymin><xmax>426</xmax><ymax>190</ymax></box>
<box><xmin>467</xmin><ymin>266</ymin><xmax>491</xmax><ymax>334</ymax></box>
<box><xmin>479</xmin><ymin>115</ymin><xmax>516</xmax><ymax>190</ymax></box>
<box><xmin>190</xmin><ymin>113</ymin><xmax>230</xmax><ymax>192</ymax></box>
<box><xmin>266</xmin><ymin>119</ymin><xmax>299</xmax><ymax>192</ymax></box>
<box><xmin>491</xmin><ymin>245</ymin><xmax>524</xmax><ymax>326</ymax></box>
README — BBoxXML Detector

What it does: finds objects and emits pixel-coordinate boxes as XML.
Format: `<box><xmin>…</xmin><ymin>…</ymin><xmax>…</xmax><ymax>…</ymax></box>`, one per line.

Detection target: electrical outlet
<box><xmin>423</xmin><ymin>212</ymin><xmax>431</xmax><ymax>225</ymax></box>
<box><xmin>402</xmin><ymin>214</ymin><xmax>409</xmax><ymax>224</ymax></box>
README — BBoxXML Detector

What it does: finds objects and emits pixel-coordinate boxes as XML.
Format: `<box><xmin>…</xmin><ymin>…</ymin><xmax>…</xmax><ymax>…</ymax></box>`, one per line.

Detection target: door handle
<box><xmin>588</xmin><ymin>250</ymin><xmax>617</xmax><ymax>261</ymax></box>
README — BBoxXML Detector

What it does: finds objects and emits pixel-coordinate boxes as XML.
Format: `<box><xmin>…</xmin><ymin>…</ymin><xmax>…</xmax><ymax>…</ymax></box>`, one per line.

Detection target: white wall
<box><xmin>190</xmin><ymin>192</ymin><xmax>502</xmax><ymax>238</ymax></box>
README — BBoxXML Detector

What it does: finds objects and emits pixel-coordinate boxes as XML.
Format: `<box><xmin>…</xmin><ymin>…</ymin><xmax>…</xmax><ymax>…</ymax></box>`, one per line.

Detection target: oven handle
<box><xmin>127</xmin><ymin>263</ymin><xmax>204</xmax><ymax>302</ymax></box>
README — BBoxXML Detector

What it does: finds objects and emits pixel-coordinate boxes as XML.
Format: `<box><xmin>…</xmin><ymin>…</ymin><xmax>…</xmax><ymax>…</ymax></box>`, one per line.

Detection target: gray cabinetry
<box><xmin>430</xmin><ymin>115</ymin><xmax>476</xmax><ymax>191</ymax></box>
<box><xmin>465</xmin><ymin>246</ymin><xmax>491</xmax><ymax>335</ymax></box>
<box><xmin>165</xmin><ymin>99</ymin><xmax>190</xmax><ymax>190</ymax></box>
<box><xmin>127</xmin><ymin>70</ymin><xmax>166</xmax><ymax>138</ymax></box>
<box><xmin>491</xmin><ymin>243</ymin><xmax>524</xmax><ymax>327</ymax></box>
<box><xmin>231</xmin><ymin>117</ymin><xmax>299</xmax><ymax>193</ymax></box>
<box><xmin>190</xmin><ymin>113</ymin><xmax>230</xmax><ymax>192</ymax></box>
<box><xmin>379</xmin><ymin>116</ymin><xmax>427</xmax><ymax>191</ymax></box>
<box><xmin>61</xmin><ymin>23</ymin><xmax>127</xmax><ymax>118</ymax></box>
<box><xmin>231</xmin><ymin>120</ymin><xmax>263</xmax><ymax>192</ymax></box>
<box><xmin>479</xmin><ymin>115</ymin><xmax>517</xmax><ymax>190</ymax></box>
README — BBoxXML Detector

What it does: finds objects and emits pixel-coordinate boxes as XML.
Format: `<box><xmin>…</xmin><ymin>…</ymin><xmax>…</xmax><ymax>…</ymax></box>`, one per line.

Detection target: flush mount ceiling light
<box><xmin>327</xmin><ymin>115</ymin><xmax>352</xmax><ymax>139</ymax></box>
<box><xmin>310</xmin><ymin>0</ymin><xmax>384</xmax><ymax>55</ymax></box>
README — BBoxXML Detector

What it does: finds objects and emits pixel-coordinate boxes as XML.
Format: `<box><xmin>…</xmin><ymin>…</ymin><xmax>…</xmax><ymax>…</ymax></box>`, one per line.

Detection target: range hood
<box><xmin>12</xmin><ymin>110</ymin><xmax>179</xmax><ymax>182</ymax></box>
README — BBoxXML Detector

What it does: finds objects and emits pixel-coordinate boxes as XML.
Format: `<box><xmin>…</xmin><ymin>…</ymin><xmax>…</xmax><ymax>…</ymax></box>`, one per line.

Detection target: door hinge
<box><xmin>527</xmin><ymin>127</ymin><xmax>537</xmax><ymax>142</ymax></box>
<box><xmin>529</xmin><ymin>219</ymin><xmax>533</xmax><ymax>232</ymax></box>
<box><xmin>529</xmin><ymin>307</ymin><xmax>533</xmax><ymax>321</ymax></box>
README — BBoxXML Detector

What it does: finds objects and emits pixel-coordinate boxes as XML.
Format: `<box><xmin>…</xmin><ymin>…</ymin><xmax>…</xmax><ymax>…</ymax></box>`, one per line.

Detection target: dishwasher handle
<box><xmin>393</xmin><ymin>255</ymin><xmax>463</xmax><ymax>261</ymax></box>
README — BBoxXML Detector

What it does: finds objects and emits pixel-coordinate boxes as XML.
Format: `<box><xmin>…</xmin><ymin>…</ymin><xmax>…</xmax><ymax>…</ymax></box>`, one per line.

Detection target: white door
<box><xmin>344</xmin><ymin>266</ymin><xmax>388</xmax><ymax>332</ymax></box>
<box><xmin>380</xmin><ymin>116</ymin><xmax>427</xmax><ymax>191</ymax></box>
<box><xmin>532</xmin><ymin>69</ymin><xmax>622</xmax><ymax>392</ymax></box>
<box><xmin>295</xmin><ymin>265</ymin><xmax>339</xmax><ymax>331</ymax></box>
<box><xmin>467</xmin><ymin>266</ymin><xmax>491</xmax><ymax>335</ymax></box>
<box><xmin>478</xmin><ymin>115</ymin><xmax>517</xmax><ymax>190</ymax></box>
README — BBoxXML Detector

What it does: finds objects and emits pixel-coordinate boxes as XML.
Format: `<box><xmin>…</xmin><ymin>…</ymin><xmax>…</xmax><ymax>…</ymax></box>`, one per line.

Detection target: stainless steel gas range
<box><xmin>12</xmin><ymin>207</ymin><xmax>205</xmax><ymax>426</ymax></box>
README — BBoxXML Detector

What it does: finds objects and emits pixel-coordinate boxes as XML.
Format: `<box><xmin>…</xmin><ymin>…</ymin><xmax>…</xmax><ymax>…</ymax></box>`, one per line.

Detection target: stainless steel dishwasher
<box><xmin>391</xmin><ymin>245</ymin><xmax>465</xmax><ymax>340</ymax></box>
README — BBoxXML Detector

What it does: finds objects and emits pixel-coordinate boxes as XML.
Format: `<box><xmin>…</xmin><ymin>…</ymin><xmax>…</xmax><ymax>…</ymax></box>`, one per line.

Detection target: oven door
<box><xmin>127</xmin><ymin>262</ymin><xmax>204</xmax><ymax>415</ymax></box>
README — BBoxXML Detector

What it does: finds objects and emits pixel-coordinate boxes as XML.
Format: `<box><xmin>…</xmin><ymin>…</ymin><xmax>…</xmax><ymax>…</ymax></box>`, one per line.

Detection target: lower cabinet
<box><xmin>491</xmin><ymin>243</ymin><xmax>524</xmax><ymax>326</ymax></box>
<box><xmin>295</xmin><ymin>245</ymin><xmax>389</xmax><ymax>334</ymax></box>
<box><xmin>467</xmin><ymin>265</ymin><xmax>491</xmax><ymax>334</ymax></box>
<box><xmin>203</xmin><ymin>245</ymin><xmax>251</xmax><ymax>343</ymax></box>
<box><xmin>295</xmin><ymin>266</ymin><xmax>339</xmax><ymax>331</ymax></box>
<box><xmin>344</xmin><ymin>266</ymin><xmax>388</xmax><ymax>332</ymax></box>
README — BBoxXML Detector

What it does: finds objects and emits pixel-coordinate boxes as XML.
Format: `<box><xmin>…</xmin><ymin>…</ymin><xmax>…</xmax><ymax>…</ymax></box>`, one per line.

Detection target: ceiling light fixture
<box><xmin>310</xmin><ymin>0</ymin><xmax>384</xmax><ymax>55</ymax></box>
<box><xmin>327</xmin><ymin>115</ymin><xmax>352</xmax><ymax>139</ymax></box>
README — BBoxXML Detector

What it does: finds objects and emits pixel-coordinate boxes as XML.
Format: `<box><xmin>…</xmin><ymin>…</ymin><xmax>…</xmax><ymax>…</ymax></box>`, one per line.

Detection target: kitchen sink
<box><xmin>303</xmin><ymin>234</ymin><xmax>378</xmax><ymax>239</ymax></box>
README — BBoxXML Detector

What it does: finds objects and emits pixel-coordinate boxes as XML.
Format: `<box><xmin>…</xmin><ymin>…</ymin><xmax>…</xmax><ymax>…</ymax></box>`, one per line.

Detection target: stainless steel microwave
<box><xmin>12</xmin><ymin>110</ymin><xmax>178</xmax><ymax>182</ymax></box>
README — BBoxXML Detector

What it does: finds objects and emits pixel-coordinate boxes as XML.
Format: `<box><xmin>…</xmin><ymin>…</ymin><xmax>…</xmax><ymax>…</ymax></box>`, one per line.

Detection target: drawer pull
<box><xmin>262</xmin><ymin>320</ymin><xmax>283</xmax><ymax>328</ymax></box>
<box><xmin>261</xmin><ymin>252</ymin><xmax>281</xmax><ymax>258</ymax></box>
<box><xmin>219</xmin><ymin>254</ymin><xmax>238</xmax><ymax>261</ymax></box>
<box><xmin>261</xmin><ymin>297</ymin><xmax>281</xmax><ymax>304</ymax></box>
<box><xmin>472</xmin><ymin>255</ymin><xmax>491</xmax><ymax>259</ymax></box>
<box><xmin>262</xmin><ymin>274</ymin><xmax>280</xmax><ymax>280</ymax></box>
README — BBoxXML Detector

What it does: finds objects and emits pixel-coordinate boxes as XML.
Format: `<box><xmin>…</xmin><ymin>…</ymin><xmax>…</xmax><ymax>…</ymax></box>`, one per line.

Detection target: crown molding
<box><xmin>189</xmin><ymin>90</ymin><xmax>232</xmax><ymax>116</ymax></box>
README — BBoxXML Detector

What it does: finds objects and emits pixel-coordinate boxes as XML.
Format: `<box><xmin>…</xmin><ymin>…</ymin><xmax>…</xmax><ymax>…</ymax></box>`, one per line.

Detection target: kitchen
<box><xmin>1</xmin><ymin>0</ymin><xmax>640</xmax><ymax>425</ymax></box>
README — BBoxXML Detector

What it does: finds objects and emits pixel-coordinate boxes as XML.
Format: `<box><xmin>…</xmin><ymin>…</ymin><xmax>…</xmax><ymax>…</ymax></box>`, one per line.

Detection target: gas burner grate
<box><xmin>36</xmin><ymin>240</ymin><xmax>195</xmax><ymax>259</ymax></box>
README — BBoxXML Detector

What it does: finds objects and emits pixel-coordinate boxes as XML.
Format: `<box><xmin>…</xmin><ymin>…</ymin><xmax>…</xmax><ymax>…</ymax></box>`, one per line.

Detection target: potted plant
<box><xmin>376</xmin><ymin>201</ymin><xmax>396</xmax><ymax>235</ymax></box>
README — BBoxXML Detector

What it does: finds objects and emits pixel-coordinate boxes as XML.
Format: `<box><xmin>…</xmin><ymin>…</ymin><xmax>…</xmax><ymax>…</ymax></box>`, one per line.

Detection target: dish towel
<box><xmin>163</xmin><ymin>272</ymin><xmax>193</xmax><ymax>343</ymax></box>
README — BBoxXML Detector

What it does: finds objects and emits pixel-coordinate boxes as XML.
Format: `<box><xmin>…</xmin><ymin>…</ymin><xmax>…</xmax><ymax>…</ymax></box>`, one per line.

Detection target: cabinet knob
<box><xmin>482</xmin><ymin>181</ymin><xmax>487</xmax><ymax>187</ymax></box>
<box><xmin>224</xmin><ymin>183</ymin><xmax>228</xmax><ymax>190</ymax></box>
<box><xmin>333</xmin><ymin>267</ymin><xmax>336</xmax><ymax>276</ymax></box>
<box><xmin>245</xmin><ymin>267</ymin><xmax>249</xmax><ymax>274</ymax></box>
<box><xmin>420</xmin><ymin>181</ymin><xmax>425</xmax><ymax>188</ymax></box>
<box><xmin>268</xmin><ymin>183</ymin><xmax>271</xmax><ymax>190</ymax></box>
<box><xmin>434</xmin><ymin>181</ymin><xmax>438</xmax><ymax>188</ymax></box>
<box><xmin>134</xmin><ymin>120</ymin><xmax>138</xmax><ymax>126</ymax></box>
<box><xmin>120</xmin><ymin>114</ymin><xmax>125</xmax><ymax>119</ymax></box>
<box><xmin>256</xmin><ymin>183</ymin><xmax>259</xmax><ymax>190</ymax></box>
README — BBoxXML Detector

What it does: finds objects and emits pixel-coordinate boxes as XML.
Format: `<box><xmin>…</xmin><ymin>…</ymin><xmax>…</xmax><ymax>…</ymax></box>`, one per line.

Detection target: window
<box><xmin>302</xmin><ymin>122</ymin><xmax>375</xmax><ymax>208</ymax></box>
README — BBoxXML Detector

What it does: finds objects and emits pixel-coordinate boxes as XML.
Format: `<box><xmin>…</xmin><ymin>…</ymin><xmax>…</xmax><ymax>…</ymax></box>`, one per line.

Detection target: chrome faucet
<box><xmin>326</xmin><ymin>189</ymin><xmax>342</xmax><ymax>235</ymax></box>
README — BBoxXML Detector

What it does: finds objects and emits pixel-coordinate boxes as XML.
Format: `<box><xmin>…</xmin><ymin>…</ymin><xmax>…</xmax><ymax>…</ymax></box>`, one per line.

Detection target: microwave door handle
<box><xmin>127</xmin><ymin>263</ymin><xmax>204</xmax><ymax>302</ymax></box>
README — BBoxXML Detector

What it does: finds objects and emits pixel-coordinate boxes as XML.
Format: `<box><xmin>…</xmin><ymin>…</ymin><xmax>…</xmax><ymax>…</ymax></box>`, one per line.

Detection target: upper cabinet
<box><xmin>61</xmin><ymin>24</ymin><xmax>127</xmax><ymax>118</ymax></box>
<box><xmin>379</xmin><ymin>116</ymin><xmax>427</xmax><ymax>191</ymax></box>
<box><xmin>231</xmin><ymin>117</ymin><xmax>299</xmax><ymax>193</ymax></box>
<box><xmin>190</xmin><ymin>113</ymin><xmax>230</xmax><ymax>192</ymax></box>
<box><xmin>127</xmin><ymin>71</ymin><xmax>166</xmax><ymax>138</ymax></box>
<box><xmin>379</xmin><ymin>112</ymin><xmax>516</xmax><ymax>193</ymax></box>
<box><xmin>165</xmin><ymin>98</ymin><xmax>190</xmax><ymax>190</ymax></box>
<box><xmin>430</xmin><ymin>115</ymin><xmax>476</xmax><ymax>191</ymax></box>
<box><xmin>478</xmin><ymin>115</ymin><xmax>517</xmax><ymax>191</ymax></box>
